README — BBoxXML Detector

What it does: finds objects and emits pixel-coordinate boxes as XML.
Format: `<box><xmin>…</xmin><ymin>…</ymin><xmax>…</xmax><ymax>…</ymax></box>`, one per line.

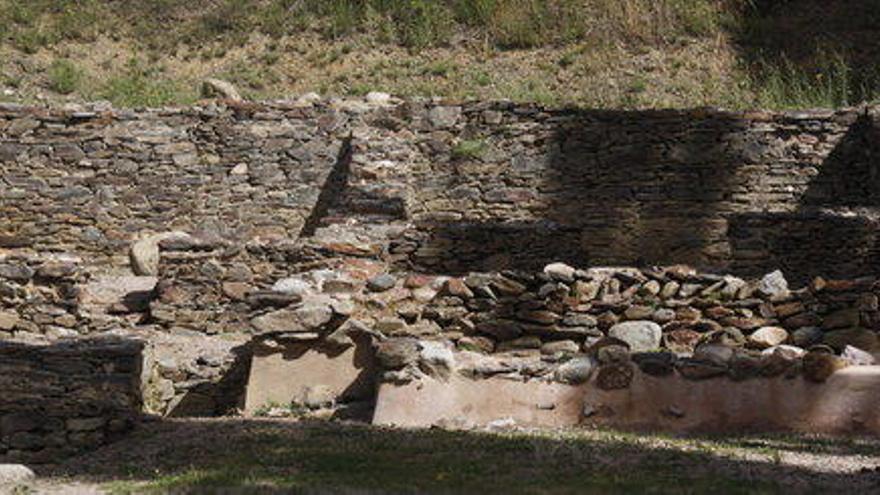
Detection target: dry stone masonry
<box><xmin>0</xmin><ymin>338</ymin><xmax>143</xmax><ymax>463</ymax></box>
<box><xmin>3</xmin><ymin>95</ymin><xmax>880</xmax><ymax>459</ymax></box>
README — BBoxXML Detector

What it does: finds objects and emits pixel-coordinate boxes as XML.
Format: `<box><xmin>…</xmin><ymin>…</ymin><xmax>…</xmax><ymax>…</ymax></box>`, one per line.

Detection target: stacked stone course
<box><xmin>0</xmin><ymin>338</ymin><xmax>143</xmax><ymax>463</ymax></box>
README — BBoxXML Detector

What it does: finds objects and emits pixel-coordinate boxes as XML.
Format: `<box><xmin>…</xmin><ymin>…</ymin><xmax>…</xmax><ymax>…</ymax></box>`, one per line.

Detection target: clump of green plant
<box><xmin>98</xmin><ymin>58</ymin><xmax>194</xmax><ymax>108</ymax></box>
<box><xmin>452</xmin><ymin>139</ymin><xmax>487</xmax><ymax>160</ymax></box>
<box><xmin>47</xmin><ymin>59</ymin><xmax>83</xmax><ymax>94</ymax></box>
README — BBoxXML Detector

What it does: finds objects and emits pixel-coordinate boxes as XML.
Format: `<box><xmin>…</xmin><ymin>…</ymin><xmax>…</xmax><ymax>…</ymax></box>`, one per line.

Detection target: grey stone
<box><xmin>0</xmin><ymin>264</ymin><xmax>33</xmax><ymax>282</ymax></box>
<box><xmin>428</xmin><ymin>105</ymin><xmax>461</xmax><ymax>128</ymax></box>
<box><xmin>554</xmin><ymin>357</ymin><xmax>595</xmax><ymax>385</ymax></box>
<box><xmin>541</xmin><ymin>340</ymin><xmax>580</xmax><ymax>355</ymax></box>
<box><xmin>608</xmin><ymin>320</ymin><xmax>662</xmax><ymax>352</ymax></box>
<box><xmin>201</xmin><ymin>78</ymin><xmax>242</xmax><ymax>100</ymax></box>
<box><xmin>693</xmin><ymin>343</ymin><xmax>734</xmax><ymax>366</ymax></box>
<box><xmin>250</xmin><ymin>301</ymin><xmax>333</xmax><ymax>334</ymax></box>
<box><xmin>791</xmin><ymin>326</ymin><xmax>823</xmax><ymax>348</ymax></box>
<box><xmin>757</xmin><ymin>270</ymin><xmax>789</xmax><ymax>298</ymax></box>
<box><xmin>561</xmin><ymin>314</ymin><xmax>597</xmax><ymax>327</ymax></box>
<box><xmin>367</xmin><ymin>274</ymin><xmax>397</xmax><ymax>292</ymax></box>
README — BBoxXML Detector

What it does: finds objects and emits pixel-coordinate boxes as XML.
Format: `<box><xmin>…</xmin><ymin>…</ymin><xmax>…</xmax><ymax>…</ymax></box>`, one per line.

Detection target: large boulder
<box><xmin>608</xmin><ymin>321</ymin><xmax>662</xmax><ymax>352</ymax></box>
<box><xmin>0</xmin><ymin>464</ymin><xmax>35</xmax><ymax>485</ymax></box>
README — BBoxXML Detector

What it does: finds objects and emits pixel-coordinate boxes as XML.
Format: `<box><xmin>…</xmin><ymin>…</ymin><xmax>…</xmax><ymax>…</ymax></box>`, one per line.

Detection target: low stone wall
<box><xmin>374</xmin><ymin>368</ymin><xmax>880</xmax><ymax>434</ymax></box>
<box><xmin>0</xmin><ymin>338</ymin><xmax>144</xmax><ymax>463</ymax></box>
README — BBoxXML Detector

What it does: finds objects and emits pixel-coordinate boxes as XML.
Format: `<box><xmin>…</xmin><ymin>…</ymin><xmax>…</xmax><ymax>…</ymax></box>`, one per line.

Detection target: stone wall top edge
<box><xmin>1</xmin><ymin>97</ymin><xmax>874</xmax><ymax>123</ymax></box>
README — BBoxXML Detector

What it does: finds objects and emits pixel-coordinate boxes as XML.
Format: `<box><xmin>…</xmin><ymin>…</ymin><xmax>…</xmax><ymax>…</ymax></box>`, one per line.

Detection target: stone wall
<box><xmin>0</xmin><ymin>101</ymin><xmax>348</xmax><ymax>269</ymax></box>
<box><xmin>395</xmin><ymin>104</ymin><xmax>880</xmax><ymax>283</ymax></box>
<box><xmin>0</xmin><ymin>338</ymin><xmax>143</xmax><ymax>463</ymax></box>
<box><xmin>2</xmin><ymin>99</ymin><xmax>879</xmax><ymax>281</ymax></box>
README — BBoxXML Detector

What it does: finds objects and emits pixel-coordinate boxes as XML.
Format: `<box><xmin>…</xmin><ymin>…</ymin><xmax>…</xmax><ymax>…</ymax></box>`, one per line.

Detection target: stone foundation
<box><xmin>374</xmin><ymin>367</ymin><xmax>880</xmax><ymax>434</ymax></box>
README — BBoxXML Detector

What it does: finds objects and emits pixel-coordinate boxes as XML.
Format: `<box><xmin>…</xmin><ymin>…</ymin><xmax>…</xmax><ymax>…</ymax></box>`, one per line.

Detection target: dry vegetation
<box><xmin>0</xmin><ymin>0</ymin><xmax>878</xmax><ymax>109</ymax></box>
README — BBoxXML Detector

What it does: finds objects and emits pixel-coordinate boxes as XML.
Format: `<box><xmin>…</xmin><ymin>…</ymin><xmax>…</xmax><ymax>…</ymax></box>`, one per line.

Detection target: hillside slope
<box><xmin>0</xmin><ymin>0</ymin><xmax>878</xmax><ymax>109</ymax></box>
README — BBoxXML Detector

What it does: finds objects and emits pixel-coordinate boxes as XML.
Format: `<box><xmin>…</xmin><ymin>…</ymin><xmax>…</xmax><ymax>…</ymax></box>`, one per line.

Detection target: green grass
<box><xmin>64</xmin><ymin>421</ymin><xmax>797</xmax><ymax>494</ymax></box>
<box><xmin>452</xmin><ymin>139</ymin><xmax>488</xmax><ymax>160</ymax></box>
<box><xmin>95</xmin><ymin>58</ymin><xmax>195</xmax><ymax>108</ymax></box>
<box><xmin>47</xmin><ymin>58</ymin><xmax>83</xmax><ymax>94</ymax></box>
<box><xmin>751</xmin><ymin>51</ymin><xmax>880</xmax><ymax>109</ymax></box>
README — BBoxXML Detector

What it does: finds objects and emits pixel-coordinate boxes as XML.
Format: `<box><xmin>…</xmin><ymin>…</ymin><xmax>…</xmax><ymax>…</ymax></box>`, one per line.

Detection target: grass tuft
<box><xmin>48</xmin><ymin>58</ymin><xmax>83</xmax><ymax>94</ymax></box>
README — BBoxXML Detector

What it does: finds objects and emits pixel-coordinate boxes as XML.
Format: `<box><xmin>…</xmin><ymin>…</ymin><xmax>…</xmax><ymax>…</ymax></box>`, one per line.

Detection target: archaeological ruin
<box><xmin>3</xmin><ymin>95</ymin><xmax>880</xmax><ymax>463</ymax></box>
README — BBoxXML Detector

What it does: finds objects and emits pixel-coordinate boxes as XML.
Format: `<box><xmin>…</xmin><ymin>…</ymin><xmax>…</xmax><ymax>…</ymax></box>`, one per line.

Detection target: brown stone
<box><xmin>663</xmin><ymin>329</ymin><xmax>701</xmax><ymax>354</ymax></box>
<box><xmin>595</xmin><ymin>362</ymin><xmax>634</xmax><ymax>390</ymax></box>
<box><xmin>802</xmin><ymin>351</ymin><xmax>847</xmax><ymax>383</ymax></box>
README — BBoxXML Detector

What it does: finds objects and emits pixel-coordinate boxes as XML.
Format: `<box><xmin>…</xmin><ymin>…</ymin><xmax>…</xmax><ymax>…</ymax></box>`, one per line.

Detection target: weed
<box><xmin>99</xmin><ymin>58</ymin><xmax>193</xmax><ymax>108</ymax></box>
<box><xmin>48</xmin><ymin>59</ymin><xmax>83</xmax><ymax>94</ymax></box>
<box><xmin>452</xmin><ymin>139</ymin><xmax>487</xmax><ymax>160</ymax></box>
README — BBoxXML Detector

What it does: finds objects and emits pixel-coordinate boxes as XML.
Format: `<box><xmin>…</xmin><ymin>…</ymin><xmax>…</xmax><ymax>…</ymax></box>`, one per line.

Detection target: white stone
<box><xmin>0</xmin><ymin>464</ymin><xmax>35</xmax><ymax>485</ymax></box>
<box><xmin>201</xmin><ymin>78</ymin><xmax>242</xmax><ymax>100</ymax></box>
<box><xmin>365</xmin><ymin>92</ymin><xmax>391</xmax><ymax>104</ymax></box>
<box><xmin>749</xmin><ymin>326</ymin><xmax>789</xmax><ymax>348</ymax></box>
<box><xmin>271</xmin><ymin>277</ymin><xmax>313</xmax><ymax>296</ymax></box>
<box><xmin>608</xmin><ymin>321</ymin><xmax>662</xmax><ymax>352</ymax></box>
<box><xmin>758</xmin><ymin>270</ymin><xmax>789</xmax><ymax>298</ymax></box>
<box><xmin>543</xmin><ymin>262</ymin><xmax>576</xmax><ymax>282</ymax></box>
<box><xmin>419</xmin><ymin>341</ymin><xmax>455</xmax><ymax>379</ymax></box>
<box><xmin>129</xmin><ymin>231</ymin><xmax>190</xmax><ymax>276</ymax></box>
<box><xmin>842</xmin><ymin>345</ymin><xmax>876</xmax><ymax>366</ymax></box>
<box><xmin>762</xmin><ymin>344</ymin><xmax>806</xmax><ymax>360</ymax></box>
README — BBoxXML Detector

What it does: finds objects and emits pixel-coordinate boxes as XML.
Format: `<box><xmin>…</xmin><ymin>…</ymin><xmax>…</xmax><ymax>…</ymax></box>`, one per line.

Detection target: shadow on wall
<box><xmin>0</xmin><ymin>337</ymin><xmax>146</xmax><ymax>463</ymax></box>
<box><xmin>728</xmin><ymin>112</ymin><xmax>880</xmax><ymax>282</ymax></box>
<box><xmin>406</xmin><ymin>106</ymin><xmax>880</xmax><ymax>285</ymax></box>
<box><xmin>407</xmin><ymin>107</ymin><xmax>750</xmax><ymax>275</ymax></box>
<box><xmin>165</xmin><ymin>341</ymin><xmax>254</xmax><ymax>418</ymax></box>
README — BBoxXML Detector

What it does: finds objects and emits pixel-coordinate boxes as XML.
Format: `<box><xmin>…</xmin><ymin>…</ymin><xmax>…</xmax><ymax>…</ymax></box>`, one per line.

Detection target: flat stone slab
<box><xmin>80</xmin><ymin>275</ymin><xmax>157</xmax><ymax>314</ymax></box>
<box><xmin>374</xmin><ymin>366</ymin><xmax>880</xmax><ymax>434</ymax></box>
<box><xmin>244</xmin><ymin>335</ymin><xmax>377</xmax><ymax>413</ymax></box>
